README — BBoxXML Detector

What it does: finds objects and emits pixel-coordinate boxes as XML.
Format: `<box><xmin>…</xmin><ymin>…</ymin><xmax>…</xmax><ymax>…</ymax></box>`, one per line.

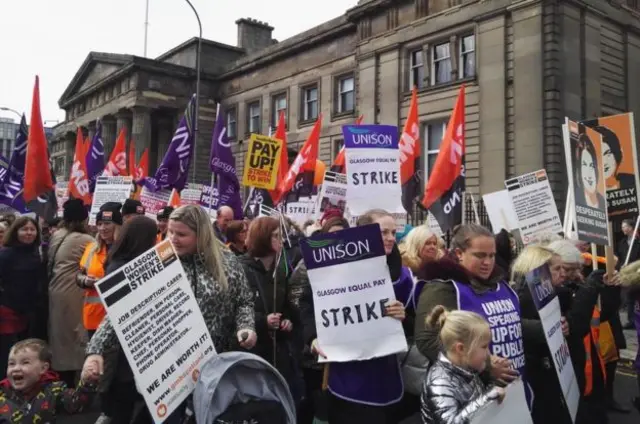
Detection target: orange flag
<box><xmin>83</xmin><ymin>136</ymin><xmax>90</xmax><ymax>158</ymax></box>
<box><xmin>103</xmin><ymin>128</ymin><xmax>128</xmax><ymax>176</ymax></box>
<box><xmin>168</xmin><ymin>189</ymin><xmax>181</xmax><ymax>207</ymax></box>
<box><xmin>131</xmin><ymin>148</ymin><xmax>149</xmax><ymax>200</ymax></box>
<box><xmin>421</xmin><ymin>85</ymin><xmax>465</xmax><ymax>209</ymax></box>
<box><xmin>68</xmin><ymin>128</ymin><xmax>92</xmax><ymax>205</ymax></box>
<box><xmin>269</xmin><ymin>111</ymin><xmax>289</xmax><ymax>204</ymax></box>
<box><xmin>24</xmin><ymin>76</ymin><xmax>54</xmax><ymax>202</ymax></box>
<box><xmin>278</xmin><ymin>114</ymin><xmax>322</xmax><ymax>199</ymax></box>
<box><xmin>128</xmin><ymin>141</ymin><xmax>136</xmax><ymax>177</ymax></box>
<box><xmin>399</xmin><ymin>87</ymin><xmax>421</xmax><ymax>213</ymax></box>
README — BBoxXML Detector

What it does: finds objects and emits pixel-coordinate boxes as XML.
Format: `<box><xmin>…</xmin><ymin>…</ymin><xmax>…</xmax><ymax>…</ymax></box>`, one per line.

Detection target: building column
<box><xmin>154</xmin><ymin>114</ymin><xmax>174</xmax><ymax>170</ymax></box>
<box><xmin>87</xmin><ymin>121</ymin><xmax>97</xmax><ymax>141</ymax></box>
<box><xmin>132</xmin><ymin>106</ymin><xmax>151</xmax><ymax>164</ymax></box>
<box><xmin>101</xmin><ymin>117</ymin><xmax>117</xmax><ymax>158</ymax></box>
<box><xmin>64</xmin><ymin>131</ymin><xmax>76</xmax><ymax>177</ymax></box>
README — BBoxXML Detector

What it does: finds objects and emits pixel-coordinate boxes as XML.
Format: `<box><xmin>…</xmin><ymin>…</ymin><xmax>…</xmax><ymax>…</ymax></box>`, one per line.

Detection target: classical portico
<box><xmin>51</xmin><ymin>49</ymin><xmax>221</xmax><ymax>181</ymax></box>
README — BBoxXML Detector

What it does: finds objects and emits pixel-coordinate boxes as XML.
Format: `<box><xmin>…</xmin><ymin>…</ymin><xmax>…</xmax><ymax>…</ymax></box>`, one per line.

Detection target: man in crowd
<box><xmin>214</xmin><ymin>206</ymin><xmax>234</xmax><ymax>243</ymax></box>
<box><xmin>618</xmin><ymin>218</ymin><xmax>640</xmax><ymax>329</ymax></box>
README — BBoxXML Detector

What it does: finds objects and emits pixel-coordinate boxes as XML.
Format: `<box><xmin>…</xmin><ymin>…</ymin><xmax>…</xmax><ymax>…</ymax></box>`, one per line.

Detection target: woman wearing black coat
<box><xmin>239</xmin><ymin>216</ymin><xmax>303</xmax><ymax>405</ymax></box>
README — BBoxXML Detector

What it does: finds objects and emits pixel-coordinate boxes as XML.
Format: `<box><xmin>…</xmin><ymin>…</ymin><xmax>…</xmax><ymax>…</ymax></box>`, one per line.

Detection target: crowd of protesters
<box><xmin>0</xmin><ymin>199</ymin><xmax>638</xmax><ymax>424</ymax></box>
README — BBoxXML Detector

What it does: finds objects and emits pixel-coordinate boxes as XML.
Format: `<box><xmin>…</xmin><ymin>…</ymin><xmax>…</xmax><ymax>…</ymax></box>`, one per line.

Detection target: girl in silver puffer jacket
<box><xmin>421</xmin><ymin>306</ymin><xmax>505</xmax><ymax>424</ymax></box>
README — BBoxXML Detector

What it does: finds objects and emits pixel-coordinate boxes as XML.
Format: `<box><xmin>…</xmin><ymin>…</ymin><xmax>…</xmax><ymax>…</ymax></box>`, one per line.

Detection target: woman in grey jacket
<box><xmin>421</xmin><ymin>306</ymin><xmax>504</xmax><ymax>424</ymax></box>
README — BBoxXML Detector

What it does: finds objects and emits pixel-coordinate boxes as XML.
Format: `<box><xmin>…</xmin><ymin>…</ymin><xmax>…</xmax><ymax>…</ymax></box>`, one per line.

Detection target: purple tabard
<box><xmin>327</xmin><ymin>266</ymin><xmax>413</xmax><ymax>406</ymax></box>
<box><xmin>635</xmin><ymin>298</ymin><xmax>640</xmax><ymax>373</ymax></box>
<box><xmin>452</xmin><ymin>280</ymin><xmax>532</xmax><ymax>407</ymax></box>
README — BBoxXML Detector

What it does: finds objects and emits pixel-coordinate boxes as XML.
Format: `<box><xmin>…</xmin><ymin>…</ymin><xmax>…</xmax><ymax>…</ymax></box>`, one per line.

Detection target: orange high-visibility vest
<box><xmin>79</xmin><ymin>242</ymin><xmax>107</xmax><ymax>330</ymax></box>
<box><xmin>583</xmin><ymin>306</ymin><xmax>607</xmax><ymax>396</ymax></box>
<box><xmin>156</xmin><ymin>232</ymin><xmax>166</xmax><ymax>244</ymax></box>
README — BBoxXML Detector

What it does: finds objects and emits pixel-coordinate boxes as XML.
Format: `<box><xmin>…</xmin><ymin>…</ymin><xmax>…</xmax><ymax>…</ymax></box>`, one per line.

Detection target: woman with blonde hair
<box><xmin>399</xmin><ymin>225</ymin><xmax>442</xmax><ymax>274</ymax></box>
<box><xmin>82</xmin><ymin>205</ymin><xmax>257</xmax><ymax>422</ymax></box>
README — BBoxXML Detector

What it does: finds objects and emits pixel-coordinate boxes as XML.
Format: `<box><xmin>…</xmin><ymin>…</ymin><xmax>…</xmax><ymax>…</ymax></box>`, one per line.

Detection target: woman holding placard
<box><xmin>81</xmin><ymin>206</ymin><xmax>257</xmax><ymax>407</ymax></box>
<box><xmin>305</xmin><ymin>209</ymin><xmax>415</xmax><ymax>424</ymax></box>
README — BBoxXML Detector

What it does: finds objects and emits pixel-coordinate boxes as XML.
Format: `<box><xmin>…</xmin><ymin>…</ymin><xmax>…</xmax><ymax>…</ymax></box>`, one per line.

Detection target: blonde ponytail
<box><xmin>426</xmin><ymin>305</ymin><xmax>491</xmax><ymax>355</ymax></box>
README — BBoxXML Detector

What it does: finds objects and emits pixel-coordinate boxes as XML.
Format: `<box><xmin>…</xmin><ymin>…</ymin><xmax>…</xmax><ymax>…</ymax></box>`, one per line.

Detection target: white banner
<box><xmin>286</xmin><ymin>197</ymin><xmax>315</xmax><ymax>227</ymax></box>
<box><xmin>89</xmin><ymin>176</ymin><xmax>134</xmax><ymax>225</ymax></box>
<box><xmin>343</xmin><ymin>125</ymin><xmax>404</xmax><ymax>215</ymax></box>
<box><xmin>470</xmin><ymin>380</ymin><xmax>533</xmax><ymax>424</ymax></box>
<box><xmin>315</xmin><ymin>171</ymin><xmax>348</xmax><ymax>219</ymax></box>
<box><xmin>482</xmin><ymin>190</ymin><xmax>520</xmax><ymax>234</ymax></box>
<box><xmin>95</xmin><ymin>240</ymin><xmax>216</xmax><ymax>423</ymax></box>
<box><xmin>504</xmin><ymin>170</ymin><xmax>562</xmax><ymax>245</ymax></box>
<box><xmin>300</xmin><ymin>225</ymin><xmax>407</xmax><ymax>362</ymax></box>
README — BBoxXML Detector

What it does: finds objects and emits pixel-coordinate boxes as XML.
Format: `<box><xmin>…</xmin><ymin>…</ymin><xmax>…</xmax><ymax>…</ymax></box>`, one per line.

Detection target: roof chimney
<box><xmin>235</xmin><ymin>18</ymin><xmax>274</xmax><ymax>54</ymax></box>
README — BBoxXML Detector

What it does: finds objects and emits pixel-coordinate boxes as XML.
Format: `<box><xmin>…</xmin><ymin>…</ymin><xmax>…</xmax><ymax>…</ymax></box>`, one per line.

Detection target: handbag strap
<box><xmin>47</xmin><ymin>232</ymin><xmax>71</xmax><ymax>278</ymax></box>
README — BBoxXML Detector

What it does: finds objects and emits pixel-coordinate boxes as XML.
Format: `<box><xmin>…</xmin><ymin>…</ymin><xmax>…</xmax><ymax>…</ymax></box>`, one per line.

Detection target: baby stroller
<box><xmin>193</xmin><ymin>351</ymin><xmax>296</xmax><ymax>424</ymax></box>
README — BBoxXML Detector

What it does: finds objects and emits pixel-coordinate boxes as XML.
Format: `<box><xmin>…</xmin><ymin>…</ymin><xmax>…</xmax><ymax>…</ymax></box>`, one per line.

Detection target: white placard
<box><xmin>482</xmin><ymin>190</ymin><xmax>520</xmax><ymax>234</ymax></box>
<box><xmin>89</xmin><ymin>176</ymin><xmax>134</xmax><ymax>225</ymax></box>
<box><xmin>140</xmin><ymin>188</ymin><xmax>172</xmax><ymax>221</ymax></box>
<box><xmin>286</xmin><ymin>197</ymin><xmax>315</xmax><ymax>227</ymax></box>
<box><xmin>426</xmin><ymin>212</ymin><xmax>444</xmax><ymax>237</ymax></box>
<box><xmin>470</xmin><ymin>380</ymin><xmax>533</xmax><ymax>424</ymax></box>
<box><xmin>180</xmin><ymin>183</ymin><xmax>203</xmax><ymax>206</ymax></box>
<box><xmin>315</xmin><ymin>171</ymin><xmax>348</xmax><ymax>219</ymax></box>
<box><xmin>504</xmin><ymin>170</ymin><xmax>562</xmax><ymax>245</ymax></box>
<box><xmin>95</xmin><ymin>241</ymin><xmax>216</xmax><ymax>423</ymax></box>
<box><xmin>300</xmin><ymin>225</ymin><xmax>407</xmax><ymax>362</ymax></box>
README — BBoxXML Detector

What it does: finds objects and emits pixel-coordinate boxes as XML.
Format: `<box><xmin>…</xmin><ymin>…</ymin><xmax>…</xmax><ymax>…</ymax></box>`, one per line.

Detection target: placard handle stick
<box><xmin>605</xmin><ymin>222</ymin><xmax>616</xmax><ymax>278</ymax></box>
<box><xmin>208</xmin><ymin>174</ymin><xmax>215</xmax><ymax>217</ymax></box>
<box><xmin>624</xmin><ymin>215</ymin><xmax>640</xmax><ymax>267</ymax></box>
<box><xmin>469</xmin><ymin>193</ymin><xmax>480</xmax><ymax>225</ymax></box>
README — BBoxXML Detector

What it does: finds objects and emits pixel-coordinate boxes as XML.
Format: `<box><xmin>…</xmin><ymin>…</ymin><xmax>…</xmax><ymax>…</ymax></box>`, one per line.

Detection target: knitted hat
<box><xmin>96</xmin><ymin>202</ymin><xmax>123</xmax><ymax>225</ymax></box>
<box><xmin>122</xmin><ymin>199</ymin><xmax>145</xmax><ymax>216</ymax></box>
<box><xmin>63</xmin><ymin>199</ymin><xmax>88</xmax><ymax>223</ymax></box>
<box><xmin>157</xmin><ymin>206</ymin><xmax>174</xmax><ymax>221</ymax></box>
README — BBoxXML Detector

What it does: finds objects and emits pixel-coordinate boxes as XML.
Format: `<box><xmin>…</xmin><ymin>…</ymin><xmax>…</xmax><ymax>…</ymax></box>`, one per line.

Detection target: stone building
<box><xmin>52</xmin><ymin>0</ymin><xmax>640</xmax><ymax>213</ymax></box>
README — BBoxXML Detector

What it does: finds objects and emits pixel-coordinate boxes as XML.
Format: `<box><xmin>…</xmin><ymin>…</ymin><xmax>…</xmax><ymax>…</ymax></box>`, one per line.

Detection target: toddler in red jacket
<box><xmin>0</xmin><ymin>338</ymin><xmax>98</xmax><ymax>423</ymax></box>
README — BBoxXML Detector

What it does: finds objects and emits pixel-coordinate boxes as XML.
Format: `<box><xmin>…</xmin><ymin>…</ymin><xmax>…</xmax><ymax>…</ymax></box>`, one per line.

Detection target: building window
<box><xmin>423</xmin><ymin>120</ymin><xmax>447</xmax><ymax>178</ymax></box>
<box><xmin>332</xmin><ymin>139</ymin><xmax>344</xmax><ymax>161</ymax></box>
<box><xmin>226</xmin><ymin>107</ymin><xmax>237</xmax><ymax>139</ymax></box>
<box><xmin>272</xmin><ymin>94</ymin><xmax>287</xmax><ymax>128</ymax></box>
<box><xmin>432</xmin><ymin>42</ymin><xmax>452</xmax><ymax>85</ymax></box>
<box><xmin>247</xmin><ymin>101</ymin><xmax>261</xmax><ymax>134</ymax></box>
<box><xmin>302</xmin><ymin>85</ymin><xmax>319</xmax><ymax>121</ymax></box>
<box><xmin>459</xmin><ymin>35</ymin><xmax>476</xmax><ymax>78</ymax></box>
<box><xmin>409</xmin><ymin>49</ymin><xmax>424</xmax><ymax>89</ymax></box>
<box><xmin>336</xmin><ymin>75</ymin><xmax>355</xmax><ymax>114</ymax></box>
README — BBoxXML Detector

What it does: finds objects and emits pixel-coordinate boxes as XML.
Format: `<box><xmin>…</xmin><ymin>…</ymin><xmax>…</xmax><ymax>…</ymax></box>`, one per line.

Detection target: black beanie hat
<box><xmin>157</xmin><ymin>206</ymin><xmax>174</xmax><ymax>221</ymax></box>
<box><xmin>122</xmin><ymin>199</ymin><xmax>145</xmax><ymax>216</ymax></box>
<box><xmin>97</xmin><ymin>202</ymin><xmax>123</xmax><ymax>225</ymax></box>
<box><xmin>63</xmin><ymin>199</ymin><xmax>88</xmax><ymax>223</ymax></box>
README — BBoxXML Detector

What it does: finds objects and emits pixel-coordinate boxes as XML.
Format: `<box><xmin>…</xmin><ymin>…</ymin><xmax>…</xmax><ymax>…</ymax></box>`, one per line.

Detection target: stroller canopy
<box><xmin>193</xmin><ymin>351</ymin><xmax>296</xmax><ymax>424</ymax></box>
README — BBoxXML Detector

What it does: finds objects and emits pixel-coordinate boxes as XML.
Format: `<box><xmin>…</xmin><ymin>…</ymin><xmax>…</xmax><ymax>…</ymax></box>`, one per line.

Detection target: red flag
<box><xmin>268</xmin><ymin>111</ymin><xmax>289</xmax><ymax>204</ymax></box>
<box><xmin>278</xmin><ymin>114</ymin><xmax>322</xmax><ymax>199</ymax></box>
<box><xmin>103</xmin><ymin>128</ymin><xmax>128</xmax><ymax>176</ymax></box>
<box><xmin>168</xmin><ymin>189</ymin><xmax>181</xmax><ymax>207</ymax></box>
<box><xmin>131</xmin><ymin>148</ymin><xmax>148</xmax><ymax>200</ymax></box>
<box><xmin>421</xmin><ymin>85</ymin><xmax>465</xmax><ymax>209</ymax></box>
<box><xmin>128</xmin><ymin>141</ymin><xmax>136</xmax><ymax>177</ymax></box>
<box><xmin>331</xmin><ymin>115</ymin><xmax>363</xmax><ymax>173</ymax></box>
<box><xmin>68</xmin><ymin>128</ymin><xmax>92</xmax><ymax>205</ymax></box>
<box><xmin>24</xmin><ymin>76</ymin><xmax>54</xmax><ymax>202</ymax></box>
<box><xmin>400</xmin><ymin>88</ymin><xmax>421</xmax><ymax>213</ymax></box>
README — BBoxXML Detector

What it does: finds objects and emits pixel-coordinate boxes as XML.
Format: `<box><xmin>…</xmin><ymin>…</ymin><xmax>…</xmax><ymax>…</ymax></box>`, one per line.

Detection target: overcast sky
<box><xmin>0</xmin><ymin>0</ymin><xmax>355</xmax><ymax>124</ymax></box>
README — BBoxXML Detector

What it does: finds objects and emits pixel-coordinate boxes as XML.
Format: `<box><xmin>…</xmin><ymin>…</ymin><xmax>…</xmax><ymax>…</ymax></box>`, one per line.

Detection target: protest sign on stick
<box><xmin>242</xmin><ymin>134</ymin><xmax>283</xmax><ymax>190</ymax></box>
<box><xmin>89</xmin><ymin>175</ymin><xmax>134</xmax><ymax>225</ymax></box>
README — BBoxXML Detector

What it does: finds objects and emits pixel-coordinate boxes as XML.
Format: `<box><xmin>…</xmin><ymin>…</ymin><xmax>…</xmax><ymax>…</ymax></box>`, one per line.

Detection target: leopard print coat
<box><xmin>87</xmin><ymin>249</ymin><xmax>255</xmax><ymax>355</ymax></box>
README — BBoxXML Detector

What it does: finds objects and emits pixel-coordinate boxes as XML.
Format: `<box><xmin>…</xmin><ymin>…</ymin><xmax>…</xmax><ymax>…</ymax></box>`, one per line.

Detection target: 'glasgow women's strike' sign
<box><xmin>342</xmin><ymin>125</ymin><xmax>405</xmax><ymax>215</ymax></box>
<box><xmin>300</xmin><ymin>224</ymin><xmax>407</xmax><ymax>362</ymax></box>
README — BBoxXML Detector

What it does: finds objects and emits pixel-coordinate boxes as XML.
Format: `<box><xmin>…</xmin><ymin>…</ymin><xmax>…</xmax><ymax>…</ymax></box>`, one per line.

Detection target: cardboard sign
<box><xmin>89</xmin><ymin>176</ymin><xmax>134</xmax><ymax>225</ymax></box>
<box><xmin>300</xmin><ymin>224</ymin><xmax>407</xmax><ymax>362</ymax></box>
<box><xmin>95</xmin><ymin>240</ymin><xmax>216</xmax><ymax>423</ymax></box>
<box><xmin>242</xmin><ymin>134</ymin><xmax>283</xmax><ymax>190</ymax></box>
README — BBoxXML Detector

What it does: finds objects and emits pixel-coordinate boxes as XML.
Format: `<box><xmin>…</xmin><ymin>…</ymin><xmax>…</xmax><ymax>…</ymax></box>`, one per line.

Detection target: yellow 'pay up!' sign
<box><xmin>242</xmin><ymin>134</ymin><xmax>283</xmax><ymax>190</ymax></box>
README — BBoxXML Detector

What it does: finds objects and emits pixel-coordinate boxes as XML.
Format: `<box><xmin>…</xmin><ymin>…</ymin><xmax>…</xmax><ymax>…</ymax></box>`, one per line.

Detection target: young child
<box><xmin>0</xmin><ymin>338</ymin><xmax>97</xmax><ymax>423</ymax></box>
<box><xmin>420</xmin><ymin>305</ymin><xmax>505</xmax><ymax>424</ymax></box>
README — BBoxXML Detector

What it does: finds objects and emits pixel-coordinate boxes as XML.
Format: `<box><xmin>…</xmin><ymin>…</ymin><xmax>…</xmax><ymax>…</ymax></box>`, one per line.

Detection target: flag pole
<box><xmin>143</xmin><ymin>0</ymin><xmax>150</xmax><ymax>57</ymax></box>
<box><xmin>184</xmin><ymin>0</ymin><xmax>202</xmax><ymax>184</ymax></box>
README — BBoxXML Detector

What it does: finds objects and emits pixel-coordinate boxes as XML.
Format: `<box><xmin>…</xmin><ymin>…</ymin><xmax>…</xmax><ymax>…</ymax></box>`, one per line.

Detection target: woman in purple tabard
<box><xmin>414</xmin><ymin>224</ymin><xmax>534</xmax><ymax>404</ymax></box>
<box><xmin>303</xmin><ymin>209</ymin><xmax>417</xmax><ymax>424</ymax></box>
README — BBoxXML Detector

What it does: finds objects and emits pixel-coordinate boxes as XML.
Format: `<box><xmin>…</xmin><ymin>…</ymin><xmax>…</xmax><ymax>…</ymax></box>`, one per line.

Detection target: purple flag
<box><xmin>210</xmin><ymin>104</ymin><xmax>243</xmax><ymax>218</ymax></box>
<box><xmin>0</xmin><ymin>115</ymin><xmax>28</xmax><ymax>213</ymax></box>
<box><xmin>85</xmin><ymin>120</ymin><xmax>104</xmax><ymax>193</ymax></box>
<box><xmin>141</xmin><ymin>95</ymin><xmax>195</xmax><ymax>192</ymax></box>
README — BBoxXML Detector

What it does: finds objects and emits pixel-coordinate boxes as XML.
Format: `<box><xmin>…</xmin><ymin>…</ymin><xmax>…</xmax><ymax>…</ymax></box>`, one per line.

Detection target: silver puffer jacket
<box><xmin>421</xmin><ymin>354</ymin><xmax>499</xmax><ymax>424</ymax></box>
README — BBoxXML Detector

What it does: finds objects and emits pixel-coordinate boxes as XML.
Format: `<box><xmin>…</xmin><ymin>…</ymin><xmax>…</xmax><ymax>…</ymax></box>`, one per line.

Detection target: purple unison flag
<box><xmin>0</xmin><ymin>115</ymin><xmax>29</xmax><ymax>213</ymax></box>
<box><xmin>210</xmin><ymin>104</ymin><xmax>242</xmax><ymax>218</ymax></box>
<box><xmin>141</xmin><ymin>95</ymin><xmax>195</xmax><ymax>192</ymax></box>
<box><xmin>85</xmin><ymin>120</ymin><xmax>104</xmax><ymax>193</ymax></box>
